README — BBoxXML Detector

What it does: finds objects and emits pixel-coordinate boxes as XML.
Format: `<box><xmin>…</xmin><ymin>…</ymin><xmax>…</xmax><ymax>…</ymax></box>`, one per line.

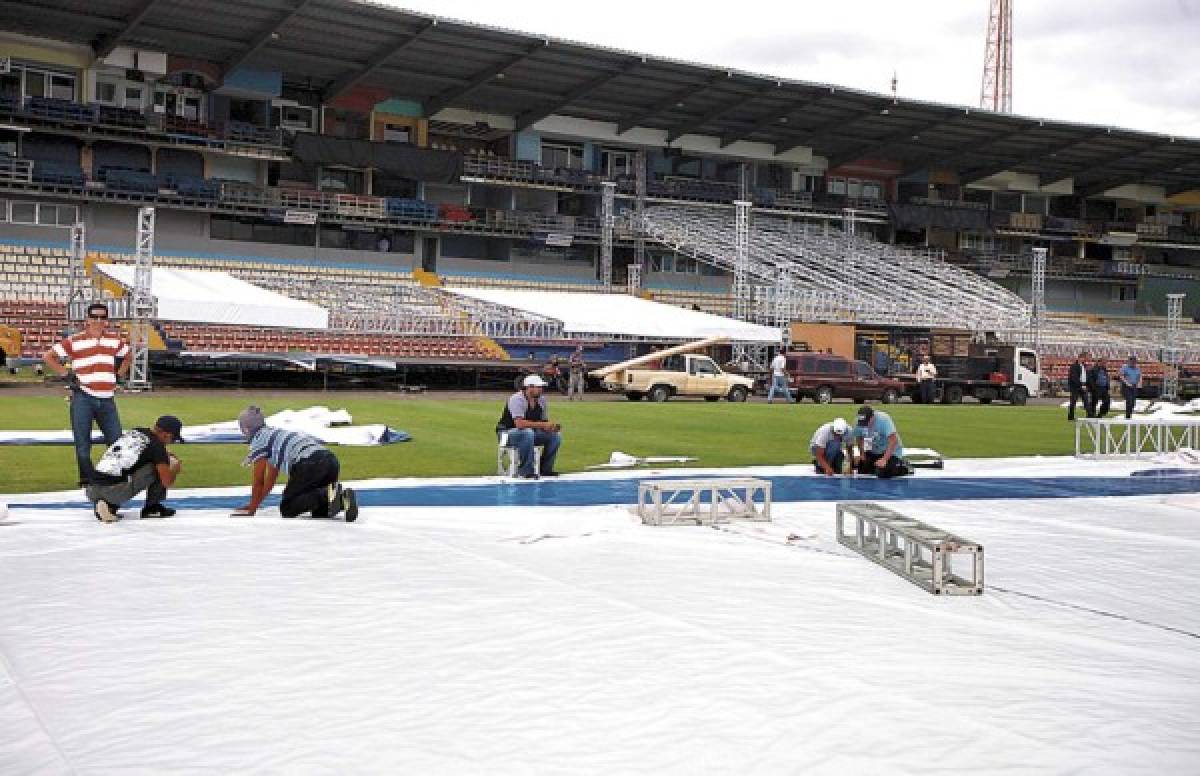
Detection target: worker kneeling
<box><xmin>232</xmin><ymin>406</ymin><xmax>358</xmax><ymax>520</ymax></box>
<box><xmin>87</xmin><ymin>415</ymin><xmax>184</xmax><ymax>522</ymax></box>
<box><xmin>497</xmin><ymin>375</ymin><xmax>562</xmax><ymax>479</ymax></box>
<box><xmin>810</xmin><ymin>417</ymin><xmax>850</xmax><ymax>476</ymax></box>
<box><xmin>850</xmin><ymin>405</ymin><xmax>911</xmax><ymax>478</ymax></box>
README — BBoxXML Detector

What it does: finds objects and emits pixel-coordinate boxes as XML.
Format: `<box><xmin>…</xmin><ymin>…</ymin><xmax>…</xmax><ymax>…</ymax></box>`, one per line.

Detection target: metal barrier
<box><xmin>1075</xmin><ymin>416</ymin><xmax>1200</xmax><ymax>458</ymax></box>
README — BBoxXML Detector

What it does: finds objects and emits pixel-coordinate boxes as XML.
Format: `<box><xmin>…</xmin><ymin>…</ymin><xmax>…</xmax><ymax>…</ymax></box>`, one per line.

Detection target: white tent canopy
<box><xmin>96</xmin><ymin>264</ymin><xmax>328</xmax><ymax>329</ymax></box>
<box><xmin>446</xmin><ymin>289</ymin><xmax>781</xmax><ymax>343</ymax></box>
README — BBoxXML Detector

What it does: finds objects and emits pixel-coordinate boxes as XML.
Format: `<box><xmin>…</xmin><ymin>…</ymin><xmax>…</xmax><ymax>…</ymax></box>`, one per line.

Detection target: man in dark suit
<box><xmin>1067</xmin><ymin>351</ymin><xmax>1093</xmax><ymax>421</ymax></box>
<box><xmin>1089</xmin><ymin>357</ymin><xmax>1111</xmax><ymax>418</ymax></box>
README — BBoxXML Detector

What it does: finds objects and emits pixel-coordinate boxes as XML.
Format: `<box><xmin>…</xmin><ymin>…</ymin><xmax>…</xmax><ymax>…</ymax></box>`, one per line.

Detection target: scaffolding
<box><xmin>127</xmin><ymin>207</ymin><xmax>156</xmax><ymax>391</ymax></box>
<box><xmin>1161</xmin><ymin>292</ymin><xmax>1185</xmax><ymax>400</ymax></box>
<box><xmin>1030</xmin><ymin>247</ymin><xmax>1046</xmax><ymax>355</ymax></box>
<box><xmin>67</xmin><ymin>221</ymin><xmax>88</xmax><ymax>308</ymax></box>
<box><xmin>600</xmin><ymin>181</ymin><xmax>615</xmax><ymax>289</ymax></box>
<box><xmin>633</xmin><ymin>149</ymin><xmax>647</xmax><ymax>288</ymax></box>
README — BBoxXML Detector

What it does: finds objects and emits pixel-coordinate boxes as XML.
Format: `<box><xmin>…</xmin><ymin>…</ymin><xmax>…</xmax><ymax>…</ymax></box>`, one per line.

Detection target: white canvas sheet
<box><xmin>96</xmin><ymin>263</ymin><xmax>328</xmax><ymax>329</ymax></box>
<box><xmin>2</xmin><ymin>458</ymin><xmax>1199</xmax><ymax>773</ymax></box>
<box><xmin>447</xmin><ymin>288</ymin><xmax>782</xmax><ymax>343</ymax></box>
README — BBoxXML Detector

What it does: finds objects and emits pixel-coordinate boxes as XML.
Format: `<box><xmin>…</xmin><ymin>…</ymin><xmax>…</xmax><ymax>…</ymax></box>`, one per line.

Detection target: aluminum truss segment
<box><xmin>1075</xmin><ymin>416</ymin><xmax>1200</xmax><ymax>458</ymax></box>
<box><xmin>600</xmin><ymin>181</ymin><xmax>616</xmax><ymax>289</ymax></box>
<box><xmin>836</xmin><ymin>502</ymin><xmax>984</xmax><ymax>596</ymax></box>
<box><xmin>1030</xmin><ymin>247</ymin><xmax>1046</xmax><ymax>355</ymax></box>
<box><xmin>637</xmin><ymin>478</ymin><xmax>772</xmax><ymax>526</ymax></box>
<box><xmin>1161</xmin><ymin>293</ymin><xmax>1185</xmax><ymax>400</ymax></box>
<box><xmin>126</xmin><ymin>207</ymin><xmax>156</xmax><ymax>391</ymax></box>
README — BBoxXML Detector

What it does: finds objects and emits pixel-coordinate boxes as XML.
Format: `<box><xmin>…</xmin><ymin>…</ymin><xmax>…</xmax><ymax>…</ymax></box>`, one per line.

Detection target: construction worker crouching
<box><xmin>850</xmin><ymin>405</ymin><xmax>911</xmax><ymax>479</ymax></box>
<box><xmin>810</xmin><ymin>417</ymin><xmax>850</xmax><ymax>476</ymax></box>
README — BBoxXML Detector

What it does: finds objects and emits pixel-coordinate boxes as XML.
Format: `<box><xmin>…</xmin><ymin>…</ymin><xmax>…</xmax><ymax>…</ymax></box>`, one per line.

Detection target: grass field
<box><xmin>0</xmin><ymin>390</ymin><xmax>1079</xmax><ymax>493</ymax></box>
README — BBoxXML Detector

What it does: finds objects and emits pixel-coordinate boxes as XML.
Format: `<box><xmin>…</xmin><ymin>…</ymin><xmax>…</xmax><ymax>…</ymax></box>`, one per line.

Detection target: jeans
<box><xmin>86</xmin><ymin>462</ymin><xmax>165</xmax><ymax>510</ymax></box>
<box><xmin>1093</xmin><ymin>386</ymin><xmax>1111</xmax><ymax>417</ymax></box>
<box><xmin>1122</xmin><ymin>385</ymin><xmax>1138</xmax><ymax>419</ymax></box>
<box><xmin>71</xmin><ymin>391</ymin><xmax>122</xmax><ymax>483</ymax></box>
<box><xmin>281</xmin><ymin>450</ymin><xmax>340</xmax><ymax>518</ymax></box>
<box><xmin>501</xmin><ymin>428</ymin><xmax>561</xmax><ymax>476</ymax></box>
<box><xmin>766</xmin><ymin>375</ymin><xmax>793</xmax><ymax>403</ymax></box>
<box><xmin>811</xmin><ymin>447</ymin><xmax>845</xmax><ymax>475</ymax></box>
<box><xmin>568</xmin><ymin>370</ymin><xmax>585</xmax><ymax>400</ymax></box>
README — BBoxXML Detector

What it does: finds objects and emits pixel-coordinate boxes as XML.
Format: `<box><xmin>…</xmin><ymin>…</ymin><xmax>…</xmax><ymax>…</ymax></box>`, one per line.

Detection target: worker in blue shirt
<box><xmin>850</xmin><ymin>405</ymin><xmax>911</xmax><ymax>478</ymax></box>
<box><xmin>1118</xmin><ymin>356</ymin><xmax>1142</xmax><ymax>419</ymax></box>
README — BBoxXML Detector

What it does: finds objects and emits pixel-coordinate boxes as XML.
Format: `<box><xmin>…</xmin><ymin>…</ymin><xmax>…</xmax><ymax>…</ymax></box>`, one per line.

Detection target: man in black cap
<box><xmin>849</xmin><ymin>405</ymin><xmax>911</xmax><ymax>479</ymax></box>
<box><xmin>86</xmin><ymin>415</ymin><xmax>184</xmax><ymax>523</ymax></box>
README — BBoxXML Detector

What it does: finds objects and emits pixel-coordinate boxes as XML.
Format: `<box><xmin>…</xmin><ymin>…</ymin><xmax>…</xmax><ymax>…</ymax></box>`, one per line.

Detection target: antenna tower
<box><xmin>980</xmin><ymin>0</ymin><xmax>1013</xmax><ymax>113</ymax></box>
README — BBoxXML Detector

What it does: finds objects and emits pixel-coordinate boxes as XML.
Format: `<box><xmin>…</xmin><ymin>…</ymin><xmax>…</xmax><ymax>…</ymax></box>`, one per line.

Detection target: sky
<box><xmin>383</xmin><ymin>0</ymin><xmax>1200</xmax><ymax>139</ymax></box>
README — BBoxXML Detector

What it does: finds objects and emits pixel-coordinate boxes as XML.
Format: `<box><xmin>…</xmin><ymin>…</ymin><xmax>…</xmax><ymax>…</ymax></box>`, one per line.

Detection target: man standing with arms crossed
<box><xmin>916</xmin><ymin>354</ymin><xmax>938</xmax><ymax>405</ymax></box>
<box><xmin>43</xmin><ymin>302</ymin><xmax>131</xmax><ymax>485</ymax></box>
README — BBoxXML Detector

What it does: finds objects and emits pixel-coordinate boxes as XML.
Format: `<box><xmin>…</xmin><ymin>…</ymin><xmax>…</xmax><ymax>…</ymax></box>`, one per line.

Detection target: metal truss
<box><xmin>127</xmin><ymin>207</ymin><xmax>156</xmax><ymax>390</ymax></box>
<box><xmin>600</xmin><ymin>181</ymin><xmax>615</xmax><ymax>289</ymax></box>
<box><xmin>1075</xmin><ymin>416</ymin><xmax>1200</xmax><ymax>458</ymax></box>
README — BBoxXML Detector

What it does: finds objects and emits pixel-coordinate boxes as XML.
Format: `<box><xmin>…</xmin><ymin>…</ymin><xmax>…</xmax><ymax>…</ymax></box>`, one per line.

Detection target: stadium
<box><xmin>1</xmin><ymin>0</ymin><xmax>1199</xmax><ymax>772</ymax></box>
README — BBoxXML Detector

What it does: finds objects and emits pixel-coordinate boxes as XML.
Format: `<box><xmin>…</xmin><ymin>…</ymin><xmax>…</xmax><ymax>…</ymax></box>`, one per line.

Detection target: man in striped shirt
<box><xmin>231</xmin><ymin>406</ymin><xmax>358</xmax><ymax>521</ymax></box>
<box><xmin>43</xmin><ymin>302</ymin><xmax>132</xmax><ymax>485</ymax></box>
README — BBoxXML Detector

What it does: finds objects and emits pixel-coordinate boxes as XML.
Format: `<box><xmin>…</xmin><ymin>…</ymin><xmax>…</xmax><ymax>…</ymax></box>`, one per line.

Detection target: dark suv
<box><xmin>786</xmin><ymin>352</ymin><xmax>904</xmax><ymax>404</ymax></box>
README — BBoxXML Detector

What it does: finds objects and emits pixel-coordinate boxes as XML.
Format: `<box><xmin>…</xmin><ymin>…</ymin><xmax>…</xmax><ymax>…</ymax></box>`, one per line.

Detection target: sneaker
<box><xmin>343</xmin><ymin>488</ymin><xmax>358</xmax><ymax>522</ymax></box>
<box><xmin>516</xmin><ymin>472</ymin><xmax>540</xmax><ymax>480</ymax></box>
<box><xmin>94</xmin><ymin>501</ymin><xmax>117</xmax><ymax>523</ymax></box>
<box><xmin>538</xmin><ymin>470</ymin><xmax>561</xmax><ymax>477</ymax></box>
<box><xmin>328</xmin><ymin>483</ymin><xmax>346</xmax><ymax>518</ymax></box>
<box><xmin>140</xmin><ymin>503</ymin><xmax>176</xmax><ymax>519</ymax></box>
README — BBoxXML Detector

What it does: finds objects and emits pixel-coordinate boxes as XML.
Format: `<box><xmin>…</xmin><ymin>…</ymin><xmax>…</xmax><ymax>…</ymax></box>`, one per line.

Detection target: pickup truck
<box><xmin>602</xmin><ymin>352</ymin><xmax>754</xmax><ymax>402</ymax></box>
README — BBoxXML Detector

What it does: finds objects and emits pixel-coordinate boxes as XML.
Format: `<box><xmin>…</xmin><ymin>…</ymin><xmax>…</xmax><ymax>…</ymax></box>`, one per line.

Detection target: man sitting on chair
<box><xmin>497</xmin><ymin>375</ymin><xmax>562</xmax><ymax>479</ymax></box>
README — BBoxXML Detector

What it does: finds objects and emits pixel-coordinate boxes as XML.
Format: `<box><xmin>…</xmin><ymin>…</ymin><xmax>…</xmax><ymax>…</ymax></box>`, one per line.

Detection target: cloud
<box><xmin>385</xmin><ymin>0</ymin><xmax>1200</xmax><ymax>138</ymax></box>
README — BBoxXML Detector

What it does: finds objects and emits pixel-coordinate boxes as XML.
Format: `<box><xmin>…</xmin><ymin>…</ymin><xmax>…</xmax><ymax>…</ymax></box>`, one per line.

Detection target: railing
<box><xmin>0</xmin><ymin>158</ymin><xmax>33</xmax><ymax>185</ymax></box>
<box><xmin>0</xmin><ymin>95</ymin><xmax>285</xmax><ymax>155</ymax></box>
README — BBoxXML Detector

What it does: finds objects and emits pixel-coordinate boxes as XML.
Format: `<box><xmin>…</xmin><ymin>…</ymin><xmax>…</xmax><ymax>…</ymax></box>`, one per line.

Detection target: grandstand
<box><xmin>0</xmin><ymin>0</ymin><xmax>1198</xmax><ymax>387</ymax></box>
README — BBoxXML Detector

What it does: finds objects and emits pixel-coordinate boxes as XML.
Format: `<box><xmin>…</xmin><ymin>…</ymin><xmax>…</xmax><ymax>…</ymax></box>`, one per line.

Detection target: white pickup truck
<box><xmin>595</xmin><ymin>341</ymin><xmax>754</xmax><ymax>402</ymax></box>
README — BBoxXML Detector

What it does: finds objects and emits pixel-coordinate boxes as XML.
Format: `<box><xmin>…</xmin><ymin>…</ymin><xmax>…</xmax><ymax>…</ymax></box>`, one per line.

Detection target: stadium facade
<box><xmin>0</xmin><ymin>0</ymin><xmax>1198</xmax><ymax>356</ymax></box>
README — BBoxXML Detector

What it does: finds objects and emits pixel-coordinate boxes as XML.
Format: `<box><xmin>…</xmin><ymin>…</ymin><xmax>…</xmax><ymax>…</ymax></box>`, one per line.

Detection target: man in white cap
<box><xmin>497</xmin><ymin>374</ymin><xmax>563</xmax><ymax>479</ymax></box>
<box><xmin>232</xmin><ymin>406</ymin><xmax>358</xmax><ymax>521</ymax></box>
<box><xmin>809</xmin><ymin>417</ymin><xmax>850</xmax><ymax>476</ymax></box>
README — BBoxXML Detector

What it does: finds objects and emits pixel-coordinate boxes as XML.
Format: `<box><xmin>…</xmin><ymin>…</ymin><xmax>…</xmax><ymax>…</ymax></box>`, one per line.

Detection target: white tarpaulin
<box><xmin>446</xmin><ymin>288</ymin><xmax>782</xmax><ymax>343</ymax></box>
<box><xmin>0</xmin><ymin>406</ymin><xmax>409</xmax><ymax>446</ymax></box>
<box><xmin>96</xmin><ymin>263</ymin><xmax>328</xmax><ymax>329</ymax></box>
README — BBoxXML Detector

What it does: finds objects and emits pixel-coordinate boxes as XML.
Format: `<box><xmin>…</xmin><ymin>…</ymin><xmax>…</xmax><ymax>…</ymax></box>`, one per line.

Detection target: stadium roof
<box><xmin>6</xmin><ymin>0</ymin><xmax>1200</xmax><ymax>195</ymax></box>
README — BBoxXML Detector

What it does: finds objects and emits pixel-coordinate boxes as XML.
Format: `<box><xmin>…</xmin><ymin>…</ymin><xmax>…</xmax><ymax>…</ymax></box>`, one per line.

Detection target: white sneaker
<box><xmin>95</xmin><ymin>501</ymin><xmax>117</xmax><ymax>523</ymax></box>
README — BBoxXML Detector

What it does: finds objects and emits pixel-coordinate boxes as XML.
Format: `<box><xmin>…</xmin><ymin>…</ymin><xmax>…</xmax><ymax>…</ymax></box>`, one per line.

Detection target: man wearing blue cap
<box><xmin>86</xmin><ymin>415</ymin><xmax>184</xmax><ymax>523</ymax></box>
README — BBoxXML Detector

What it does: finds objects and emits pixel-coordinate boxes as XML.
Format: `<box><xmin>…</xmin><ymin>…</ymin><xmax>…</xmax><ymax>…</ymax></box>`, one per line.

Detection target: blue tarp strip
<box><xmin>12</xmin><ymin>473</ymin><xmax>1200</xmax><ymax>512</ymax></box>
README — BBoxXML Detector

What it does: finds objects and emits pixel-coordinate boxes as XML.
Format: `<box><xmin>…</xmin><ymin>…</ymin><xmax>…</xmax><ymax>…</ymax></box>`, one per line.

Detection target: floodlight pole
<box><xmin>1030</xmin><ymin>246</ymin><xmax>1047</xmax><ymax>355</ymax></box>
<box><xmin>600</xmin><ymin>181</ymin><xmax>615</xmax><ymax>289</ymax></box>
<box><xmin>1161</xmin><ymin>292</ymin><xmax>1185</xmax><ymax>400</ymax></box>
<box><xmin>128</xmin><ymin>206</ymin><xmax>156</xmax><ymax>391</ymax></box>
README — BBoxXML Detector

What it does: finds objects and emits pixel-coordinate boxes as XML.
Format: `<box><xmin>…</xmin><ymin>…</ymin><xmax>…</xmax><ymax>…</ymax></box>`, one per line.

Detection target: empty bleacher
<box><xmin>639</xmin><ymin>205</ymin><xmax>1030</xmax><ymax>332</ymax></box>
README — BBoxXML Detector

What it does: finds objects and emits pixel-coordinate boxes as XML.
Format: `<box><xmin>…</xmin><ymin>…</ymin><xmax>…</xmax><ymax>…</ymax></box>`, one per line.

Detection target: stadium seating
<box><xmin>640</xmin><ymin>205</ymin><xmax>1031</xmax><ymax>333</ymax></box>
